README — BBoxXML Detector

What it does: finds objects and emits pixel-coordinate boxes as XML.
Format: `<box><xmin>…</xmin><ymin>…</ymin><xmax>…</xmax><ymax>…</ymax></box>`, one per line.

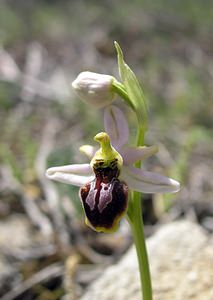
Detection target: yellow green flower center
<box><xmin>90</xmin><ymin>132</ymin><xmax>123</xmax><ymax>171</ymax></box>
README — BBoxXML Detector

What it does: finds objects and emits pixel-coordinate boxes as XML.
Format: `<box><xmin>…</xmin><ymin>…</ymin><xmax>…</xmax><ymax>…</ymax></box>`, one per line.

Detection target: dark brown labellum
<box><xmin>80</xmin><ymin>166</ymin><xmax>128</xmax><ymax>232</ymax></box>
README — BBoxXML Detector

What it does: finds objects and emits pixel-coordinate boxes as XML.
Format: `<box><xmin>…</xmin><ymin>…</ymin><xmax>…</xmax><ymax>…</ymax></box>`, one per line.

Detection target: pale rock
<box><xmin>81</xmin><ymin>220</ymin><xmax>213</xmax><ymax>300</ymax></box>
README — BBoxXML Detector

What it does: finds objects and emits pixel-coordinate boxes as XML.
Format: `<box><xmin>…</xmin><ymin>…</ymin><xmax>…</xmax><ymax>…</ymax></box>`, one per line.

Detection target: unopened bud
<box><xmin>72</xmin><ymin>71</ymin><xmax>115</xmax><ymax>108</ymax></box>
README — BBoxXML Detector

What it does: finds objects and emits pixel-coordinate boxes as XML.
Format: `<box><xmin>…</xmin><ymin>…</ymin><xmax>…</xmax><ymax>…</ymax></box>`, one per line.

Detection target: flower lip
<box><xmin>80</xmin><ymin>174</ymin><xmax>128</xmax><ymax>233</ymax></box>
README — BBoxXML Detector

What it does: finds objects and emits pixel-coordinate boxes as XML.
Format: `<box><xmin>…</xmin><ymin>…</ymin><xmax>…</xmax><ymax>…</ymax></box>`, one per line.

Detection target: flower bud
<box><xmin>72</xmin><ymin>71</ymin><xmax>115</xmax><ymax>108</ymax></box>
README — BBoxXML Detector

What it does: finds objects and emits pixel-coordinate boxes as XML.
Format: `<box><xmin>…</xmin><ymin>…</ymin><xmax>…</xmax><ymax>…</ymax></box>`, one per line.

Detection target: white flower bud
<box><xmin>72</xmin><ymin>71</ymin><xmax>115</xmax><ymax>108</ymax></box>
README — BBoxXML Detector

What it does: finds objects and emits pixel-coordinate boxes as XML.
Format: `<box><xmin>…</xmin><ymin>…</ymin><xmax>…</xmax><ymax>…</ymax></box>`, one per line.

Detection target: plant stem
<box><xmin>128</xmin><ymin>195</ymin><xmax>152</xmax><ymax>300</ymax></box>
<box><xmin>127</xmin><ymin>126</ymin><xmax>153</xmax><ymax>300</ymax></box>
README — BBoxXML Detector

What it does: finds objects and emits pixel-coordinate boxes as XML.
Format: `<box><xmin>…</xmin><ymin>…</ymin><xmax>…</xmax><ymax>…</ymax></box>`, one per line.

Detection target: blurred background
<box><xmin>0</xmin><ymin>0</ymin><xmax>212</xmax><ymax>299</ymax></box>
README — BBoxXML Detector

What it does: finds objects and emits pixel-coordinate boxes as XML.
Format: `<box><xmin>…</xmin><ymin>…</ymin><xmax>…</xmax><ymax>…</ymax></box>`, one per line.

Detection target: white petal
<box><xmin>46</xmin><ymin>163</ymin><xmax>94</xmax><ymax>186</ymax></box>
<box><xmin>120</xmin><ymin>166</ymin><xmax>180</xmax><ymax>194</ymax></box>
<box><xmin>79</xmin><ymin>144</ymin><xmax>96</xmax><ymax>159</ymax></box>
<box><xmin>120</xmin><ymin>145</ymin><xmax>158</xmax><ymax>165</ymax></box>
<box><xmin>104</xmin><ymin>105</ymin><xmax>129</xmax><ymax>150</ymax></box>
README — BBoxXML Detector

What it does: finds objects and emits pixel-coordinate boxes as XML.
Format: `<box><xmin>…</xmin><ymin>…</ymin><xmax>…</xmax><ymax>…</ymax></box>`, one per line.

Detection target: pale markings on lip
<box><xmin>98</xmin><ymin>182</ymin><xmax>113</xmax><ymax>213</ymax></box>
<box><xmin>85</xmin><ymin>179</ymin><xmax>115</xmax><ymax>213</ymax></box>
<box><xmin>85</xmin><ymin>181</ymin><xmax>97</xmax><ymax>210</ymax></box>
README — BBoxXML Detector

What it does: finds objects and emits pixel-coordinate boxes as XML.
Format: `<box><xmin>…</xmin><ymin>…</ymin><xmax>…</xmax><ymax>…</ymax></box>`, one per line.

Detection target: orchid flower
<box><xmin>46</xmin><ymin>105</ymin><xmax>180</xmax><ymax>233</ymax></box>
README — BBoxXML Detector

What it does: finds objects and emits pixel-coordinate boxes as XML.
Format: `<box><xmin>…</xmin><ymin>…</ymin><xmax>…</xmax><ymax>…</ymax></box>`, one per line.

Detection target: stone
<box><xmin>81</xmin><ymin>220</ymin><xmax>213</xmax><ymax>300</ymax></box>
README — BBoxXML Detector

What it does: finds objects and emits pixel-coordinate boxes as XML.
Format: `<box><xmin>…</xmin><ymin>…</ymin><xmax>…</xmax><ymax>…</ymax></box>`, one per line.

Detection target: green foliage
<box><xmin>115</xmin><ymin>42</ymin><xmax>148</xmax><ymax>134</ymax></box>
<box><xmin>0</xmin><ymin>121</ymin><xmax>38</xmax><ymax>182</ymax></box>
<box><xmin>0</xmin><ymin>4</ymin><xmax>25</xmax><ymax>46</ymax></box>
<box><xmin>0</xmin><ymin>83</ymin><xmax>18</xmax><ymax>110</ymax></box>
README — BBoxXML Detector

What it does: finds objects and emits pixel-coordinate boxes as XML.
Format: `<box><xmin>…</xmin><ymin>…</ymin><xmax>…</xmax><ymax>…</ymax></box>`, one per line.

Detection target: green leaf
<box><xmin>114</xmin><ymin>41</ymin><xmax>148</xmax><ymax>132</ymax></box>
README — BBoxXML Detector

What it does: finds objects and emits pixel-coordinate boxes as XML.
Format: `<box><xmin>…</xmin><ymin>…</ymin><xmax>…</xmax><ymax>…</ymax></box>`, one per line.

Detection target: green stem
<box><xmin>127</xmin><ymin>127</ymin><xmax>153</xmax><ymax>300</ymax></box>
<box><xmin>128</xmin><ymin>195</ymin><xmax>152</xmax><ymax>300</ymax></box>
<box><xmin>135</xmin><ymin>127</ymin><xmax>145</xmax><ymax>168</ymax></box>
<box><xmin>111</xmin><ymin>80</ymin><xmax>135</xmax><ymax>110</ymax></box>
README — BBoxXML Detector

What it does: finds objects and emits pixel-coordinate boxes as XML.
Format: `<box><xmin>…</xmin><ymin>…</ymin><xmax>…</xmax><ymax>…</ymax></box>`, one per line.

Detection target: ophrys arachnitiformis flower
<box><xmin>46</xmin><ymin>106</ymin><xmax>180</xmax><ymax>233</ymax></box>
